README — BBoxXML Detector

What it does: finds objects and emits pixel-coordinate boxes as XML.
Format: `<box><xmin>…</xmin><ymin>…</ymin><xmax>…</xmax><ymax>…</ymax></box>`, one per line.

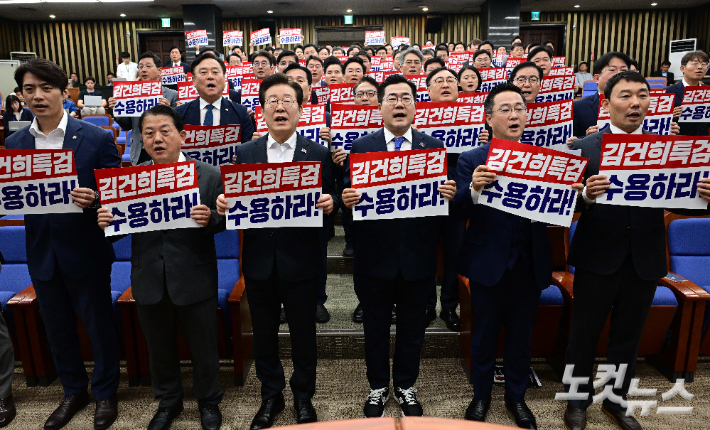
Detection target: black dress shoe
<box><xmin>440</xmin><ymin>310</ymin><xmax>460</xmax><ymax>332</ymax></box>
<box><xmin>564</xmin><ymin>405</ymin><xmax>587</xmax><ymax>430</ymax></box>
<box><xmin>250</xmin><ymin>393</ymin><xmax>285</xmax><ymax>430</ymax></box>
<box><xmin>465</xmin><ymin>397</ymin><xmax>491</xmax><ymax>421</ymax></box>
<box><xmin>602</xmin><ymin>404</ymin><xmax>642</xmax><ymax>430</ymax></box>
<box><xmin>352</xmin><ymin>303</ymin><xmax>364</xmax><ymax>323</ymax></box>
<box><xmin>147</xmin><ymin>404</ymin><xmax>183</xmax><ymax>430</ymax></box>
<box><xmin>0</xmin><ymin>395</ymin><xmax>16</xmax><ymax>428</ymax></box>
<box><xmin>199</xmin><ymin>402</ymin><xmax>222</xmax><ymax>430</ymax></box>
<box><xmin>342</xmin><ymin>243</ymin><xmax>354</xmax><ymax>257</ymax></box>
<box><xmin>44</xmin><ymin>392</ymin><xmax>90</xmax><ymax>430</ymax></box>
<box><xmin>294</xmin><ymin>398</ymin><xmax>317</xmax><ymax>424</ymax></box>
<box><xmin>279</xmin><ymin>307</ymin><xmax>287</xmax><ymax>324</ymax></box>
<box><xmin>425</xmin><ymin>309</ymin><xmax>436</xmax><ymax>326</ymax></box>
<box><xmin>391</xmin><ymin>306</ymin><xmax>397</xmax><ymax>324</ymax></box>
<box><xmin>315</xmin><ymin>304</ymin><xmax>331</xmax><ymax>323</ymax></box>
<box><xmin>505</xmin><ymin>396</ymin><xmax>537</xmax><ymax>429</ymax></box>
<box><xmin>94</xmin><ymin>396</ymin><xmax>118</xmax><ymax>430</ymax></box>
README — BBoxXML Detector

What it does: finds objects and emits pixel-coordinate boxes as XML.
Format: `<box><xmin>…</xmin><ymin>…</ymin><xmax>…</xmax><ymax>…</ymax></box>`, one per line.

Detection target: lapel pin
<box><xmin>73</xmin><ymin>136</ymin><xmax>77</xmax><ymax>140</ymax></box>
<box><xmin>301</xmin><ymin>148</ymin><xmax>307</xmax><ymax>153</ymax></box>
<box><xmin>419</xmin><ymin>142</ymin><xmax>424</xmax><ymax>147</ymax></box>
<box><xmin>225</xmin><ymin>108</ymin><xmax>228</xmax><ymax>111</ymax></box>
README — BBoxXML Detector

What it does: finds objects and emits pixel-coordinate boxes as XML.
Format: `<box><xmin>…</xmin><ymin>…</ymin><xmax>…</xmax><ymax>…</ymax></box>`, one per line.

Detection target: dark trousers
<box><xmin>245</xmin><ymin>270</ymin><xmax>318</xmax><ymax>401</ymax></box>
<box><xmin>565</xmin><ymin>255</ymin><xmax>657</xmax><ymax>412</ymax></box>
<box><xmin>469</xmin><ymin>258</ymin><xmax>541</xmax><ymax>401</ymax></box>
<box><xmin>32</xmin><ymin>267</ymin><xmax>120</xmax><ymax>400</ymax></box>
<box><xmin>356</xmin><ymin>272</ymin><xmax>433</xmax><ymax>390</ymax></box>
<box><xmin>428</xmin><ymin>211</ymin><xmax>465</xmax><ymax>312</ymax></box>
<box><xmin>317</xmin><ymin>222</ymin><xmax>329</xmax><ymax>306</ymax></box>
<box><xmin>0</xmin><ymin>312</ymin><xmax>13</xmax><ymax>399</ymax></box>
<box><xmin>335</xmin><ymin>168</ymin><xmax>353</xmax><ymax>246</ymax></box>
<box><xmin>136</xmin><ymin>292</ymin><xmax>223</xmax><ymax>408</ymax></box>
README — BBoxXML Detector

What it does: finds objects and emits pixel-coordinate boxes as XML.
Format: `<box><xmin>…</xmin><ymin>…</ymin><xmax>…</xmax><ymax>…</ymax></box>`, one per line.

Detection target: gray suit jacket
<box><xmin>116</xmin><ymin>86</ymin><xmax>179</xmax><ymax>165</ymax></box>
<box><xmin>129</xmin><ymin>153</ymin><xmax>226</xmax><ymax>306</ymax></box>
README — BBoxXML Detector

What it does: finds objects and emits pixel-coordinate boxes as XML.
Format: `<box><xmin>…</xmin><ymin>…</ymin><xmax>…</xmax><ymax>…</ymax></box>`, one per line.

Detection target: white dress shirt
<box><xmin>30</xmin><ymin>111</ymin><xmax>68</xmax><ymax>150</ymax></box>
<box><xmin>682</xmin><ymin>78</ymin><xmax>705</xmax><ymax>87</ymax></box>
<box><xmin>199</xmin><ymin>98</ymin><xmax>222</xmax><ymax>126</ymax></box>
<box><xmin>267</xmin><ymin>132</ymin><xmax>298</xmax><ymax>163</ymax></box>
<box><xmin>116</xmin><ymin>62</ymin><xmax>138</xmax><ymax>81</ymax></box>
<box><xmin>383</xmin><ymin>127</ymin><xmax>413</xmax><ymax>152</ymax></box>
<box><xmin>152</xmin><ymin>152</ymin><xmax>186</xmax><ymax>165</ymax></box>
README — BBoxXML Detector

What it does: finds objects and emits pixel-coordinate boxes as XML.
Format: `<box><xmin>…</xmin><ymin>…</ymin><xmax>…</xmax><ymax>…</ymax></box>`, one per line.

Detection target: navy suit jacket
<box><xmin>3</xmin><ymin>108</ymin><xmax>34</xmax><ymax>139</ymax></box>
<box><xmin>666</xmin><ymin>81</ymin><xmax>708</xmax><ymax>137</ymax></box>
<box><xmin>343</xmin><ymin>128</ymin><xmax>446</xmax><ymax>281</ymax></box>
<box><xmin>175</xmin><ymin>97</ymin><xmax>255</xmax><ymax>142</ymax></box>
<box><xmin>652</xmin><ymin>70</ymin><xmax>674</xmax><ymax>83</ymax></box>
<box><xmin>572</xmin><ymin>92</ymin><xmax>600</xmax><ymax>138</ymax></box>
<box><xmin>168</xmin><ymin>61</ymin><xmax>191</xmax><ymax>75</ymax></box>
<box><xmin>237</xmin><ymin>134</ymin><xmax>336</xmax><ymax>282</ymax></box>
<box><xmin>5</xmin><ymin>116</ymin><xmax>121</xmax><ymax>281</ymax></box>
<box><xmin>453</xmin><ymin>143</ymin><xmax>553</xmax><ymax>290</ymax></box>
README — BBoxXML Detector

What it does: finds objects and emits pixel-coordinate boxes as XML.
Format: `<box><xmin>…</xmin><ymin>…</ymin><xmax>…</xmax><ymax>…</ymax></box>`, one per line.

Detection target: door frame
<box><xmin>136</xmin><ymin>30</ymin><xmax>186</xmax><ymax>55</ymax></box>
<box><xmin>518</xmin><ymin>22</ymin><xmax>567</xmax><ymax>56</ymax></box>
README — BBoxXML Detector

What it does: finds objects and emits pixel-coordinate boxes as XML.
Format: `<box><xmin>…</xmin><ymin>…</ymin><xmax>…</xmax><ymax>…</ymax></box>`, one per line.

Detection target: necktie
<box><xmin>204</xmin><ymin>104</ymin><xmax>214</xmax><ymax>126</ymax></box>
<box><xmin>393</xmin><ymin>136</ymin><xmax>404</xmax><ymax>151</ymax></box>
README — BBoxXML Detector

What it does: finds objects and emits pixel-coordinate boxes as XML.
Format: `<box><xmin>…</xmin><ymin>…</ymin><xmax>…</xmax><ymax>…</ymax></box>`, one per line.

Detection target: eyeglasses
<box><xmin>346</xmin><ymin>68</ymin><xmax>363</xmax><ymax>74</ymax></box>
<box><xmin>494</xmin><ymin>106</ymin><xmax>526</xmax><ymax>115</ymax></box>
<box><xmin>602</xmin><ymin>66</ymin><xmax>629</xmax><ymax>74</ymax></box>
<box><xmin>265</xmin><ymin>96</ymin><xmax>297</xmax><ymax>109</ymax></box>
<box><xmin>356</xmin><ymin>90</ymin><xmax>377</xmax><ymax>98</ymax></box>
<box><xmin>432</xmin><ymin>77</ymin><xmax>458</xmax><ymax>86</ymax></box>
<box><xmin>514</xmin><ymin>76</ymin><xmax>540</xmax><ymax>85</ymax></box>
<box><xmin>384</xmin><ymin>94</ymin><xmax>415</xmax><ymax>105</ymax></box>
<box><xmin>688</xmin><ymin>61</ymin><xmax>710</xmax><ymax>68</ymax></box>
<box><xmin>253</xmin><ymin>61</ymin><xmax>271</xmax><ymax>68</ymax></box>
<box><xmin>308</xmin><ymin>64</ymin><xmax>323</xmax><ymax>69</ymax></box>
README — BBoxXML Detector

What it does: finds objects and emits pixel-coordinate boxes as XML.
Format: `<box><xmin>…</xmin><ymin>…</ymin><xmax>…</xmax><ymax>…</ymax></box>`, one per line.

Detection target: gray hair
<box><xmin>399</xmin><ymin>47</ymin><xmax>424</xmax><ymax>65</ymax></box>
<box><xmin>421</xmin><ymin>48</ymin><xmax>435</xmax><ymax>58</ymax></box>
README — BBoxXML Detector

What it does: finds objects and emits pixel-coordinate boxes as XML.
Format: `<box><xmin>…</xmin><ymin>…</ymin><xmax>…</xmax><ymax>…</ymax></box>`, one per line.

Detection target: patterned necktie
<box><xmin>393</xmin><ymin>136</ymin><xmax>404</xmax><ymax>151</ymax></box>
<box><xmin>204</xmin><ymin>104</ymin><xmax>214</xmax><ymax>126</ymax></box>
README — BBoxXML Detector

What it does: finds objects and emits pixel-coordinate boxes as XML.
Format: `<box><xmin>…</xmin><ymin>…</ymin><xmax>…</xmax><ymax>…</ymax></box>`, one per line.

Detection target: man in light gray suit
<box><xmin>98</xmin><ymin>105</ymin><xmax>225</xmax><ymax>430</ymax></box>
<box><xmin>109</xmin><ymin>51</ymin><xmax>179</xmax><ymax>165</ymax></box>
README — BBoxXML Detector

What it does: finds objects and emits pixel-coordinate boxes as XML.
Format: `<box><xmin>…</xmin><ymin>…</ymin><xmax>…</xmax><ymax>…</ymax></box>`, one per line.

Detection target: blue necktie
<box><xmin>394</xmin><ymin>136</ymin><xmax>404</xmax><ymax>151</ymax></box>
<box><xmin>204</xmin><ymin>104</ymin><xmax>214</xmax><ymax>126</ymax></box>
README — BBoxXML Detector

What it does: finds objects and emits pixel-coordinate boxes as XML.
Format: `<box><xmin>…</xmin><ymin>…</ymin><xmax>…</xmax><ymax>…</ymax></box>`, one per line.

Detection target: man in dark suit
<box><xmin>6</xmin><ymin>58</ymin><xmax>121</xmax><ymax>430</ymax></box>
<box><xmin>110</xmin><ymin>51</ymin><xmax>179</xmax><ymax>165</ymax></box>
<box><xmin>652</xmin><ymin>60</ymin><xmax>674</xmax><ymax>83</ymax></box>
<box><xmin>454</xmin><ymin>83</ymin><xmax>575</xmax><ymax>430</ymax></box>
<box><xmin>0</xmin><ymin>254</ymin><xmax>16</xmax><ymax>428</ymax></box>
<box><xmin>666</xmin><ymin>50</ymin><xmax>710</xmax><ymax>137</ymax></box>
<box><xmin>98</xmin><ymin>105</ymin><xmax>225</xmax><ymax>430</ymax></box>
<box><xmin>231</xmin><ymin>50</ymin><xmax>276</xmax><ymax>105</ymax></box>
<box><xmin>175</xmin><ymin>52</ymin><xmax>254</xmax><ymax>142</ymax></box>
<box><xmin>563</xmin><ymin>72</ymin><xmax>710</xmax><ymax>430</ymax></box>
<box><xmin>573</xmin><ymin>52</ymin><xmax>632</xmax><ymax>138</ymax></box>
<box><xmin>217</xmin><ymin>73</ymin><xmax>335</xmax><ymax>429</ymax></box>
<box><xmin>169</xmin><ymin>45</ymin><xmax>191</xmax><ymax>74</ymax></box>
<box><xmin>341</xmin><ymin>74</ymin><xmax>457</xmax><ymax>418</ymax></box>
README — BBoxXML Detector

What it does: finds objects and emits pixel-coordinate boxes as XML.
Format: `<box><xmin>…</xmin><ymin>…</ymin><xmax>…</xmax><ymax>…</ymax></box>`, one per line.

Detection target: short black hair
<box><xmin>357</xmin><ymin>51</ymin><xmax>371</xmax><ymax>62</ymax></box>
<box><xmin>681</xmin><ymin>50</ymin><xmax>709</xmax><ymax>66</ymax></box>
<box><xmin>426</xmin><ymin>67</ymin><xmax>458</xmax><ymax>87</ymax></box>
<box><xmin>169</xmin><ymin>45</ymin><xmax>182</xmax><ymax>54</ymax></box>
<box><xmin>303</xmin><ymin>43</ymin><xmax>318</xmax><ymax>52</ymax></box>
<box><xmin>83</xmin><ymin>76</ymin><xmax>96</xmax><ymax>84</ymax></box>
<box><xmin>511</xmin><ymin>35</ymin><xmax>522</xmax><ymax>44</ymax></box>
<box><xmin>472</xmin><ymin>50</ymin><xmax>491</xmax><ymax>62</ymax></box>
<box><xmin>528</xmin><ymin>46</ymin><xmax>552</xmax><ymax>62</ymax></box>
<box><xmin>478</xmin><ymin>40</ymin><xmax>495</xmax><ymax>50</ymax></box>
<box><xmin>354</xmin><ymin>76</ymin><xmax>380</xmax><ymax>93</ymax></box>
<box><xmin>578</xmin><ymin>61</ymin><xmax>589</xmax><ymax>69</ymax></box>
<box><xmin>15</xmin><ymin>58</ymin><xmax>68</xmax><ymax>93</ymax></box>
<box><xmin>306</xmin><ymin>55</ymin><xmax>324</xmax><ymax>68</ymax></box>
<box><xmin>318</xmin><ymin>46</ymin><xmax>330</xmax><ymax>55</ymax></box>
<box><xmin>13</xmin><ymin>86</ymin><xmax>21</xmax><ymax>94</ymax></box>
<box><xmin>509</xmin><ymin>62</ymin><xmax>544</xmax><ymax>81</ymax></box>
<box><xmin>120</xmin><ymin>51</ymin><xmax>130</xmax><ymax>59</ymax></box>
<box><xmin>295</xmin><ymin>44</ymin><xmax>304</xmax><ymax>52</ymax></box>
<box><xmin>544</xmin><ymin>40</ymin><xmax>555</xmax><ymax>47</ymax></box>
<box><xmin>629</xmin><ymin>58</ymin><xmax>639</xmax><ymax>71</ymax></box>
<box><xmin>424</xmin><ymin>57</ymin><xmax>446</xmax><ymax>72</ymax></box>
<box><xmin>139</xmin><ymin>51</ymin><xmax>162</xmax><ymax>68</ymax></box>
<box><xmin>343</xmin><ymin>57</ymin><xmax>365</xmax><ymax>71</ymax></box>
<box><xmin>227</xmin><ymin>53</ymin><xmax>241</xmax><ymax>63</ymax></box>
<box><xmin>332</xmin><ymin>47</ymin><xmax>345</xmax><ymax>55</ymax></box>
<box><xmin>375</xmin><ymin>46</ymin><xmax>387</xmax><ymax>54</ymax></box>
<box><xmin>277</xmin><ymin>50</ymin><xmax>298</xmax><ymax>64</ymax></box>
<box><xmin>253</xmin><ymin>50</ymin><xmax>276</xmax><ymax>66</ymax></box>
<box><xmin>512</xmin><ymin>42</ymin><xmax>524</xmax><ymax>50</ymax></box>
<box><xmin>107</xmin><ymin>72</ymin><xmax>115</xmax><ymax>77</ymax></box>
<box><xmin>377</xmin><ymin>73</ymin><xmax>417</xmax><ymax>104</ymax></box>
<box><xmin>454</xmin><ymin>42</ymin><xmax>466</xmax><ymax>50</ymax></box>
<box><xmin>324</xmin><ymin>58</ymin><xmax>344</xmax><ymax>74</ymax></box>
<box><xmin>435</xmin><ymin>45</ymin><xmax>448</xmax><ymax>55</ymax></box>
<box><xmin>484</xmin><ymin>82</ymin><xmax>525</xmax><ymax>115</ymax></box>
<box><xmin>661</xmin><ymin>60</ymin><xmax>671</xmax><ymax>67</ymax></box>
<box><xmin>259</xmin><ymin>73</ymin><xmax>304</xmax><ymax>107</ymax></box>
<box><xmin>191</xmin><ymin>51</ymin><xmax>226</xmax><ymax>75</ymax></box>
<box><xmin>604</xmin><ymin>71</ymin><xmax>650</xmax><ymax>99</ymax></box>
<box><xmin>284</xmin><ymin>63</ymin><xmax>312</xmax><ymax>84</ymax></box>
<box><xmin>139</xmin><ymin>105</ymin><xmax>184</xmax><ymax>133</ymax></box>
<box><xmin>458</xmin><ymin>65</ymin><xmax>482</xmax><ymax>91</ymax></box>
<box><xmin>528</xmin><ymin>42</ymin><xmax>540</xmax><ymax>50</ymax></box>
<box><xmin>593</xmin><ymin>51</ymin><xmax>632</xmax><ymax>75</ymax></box>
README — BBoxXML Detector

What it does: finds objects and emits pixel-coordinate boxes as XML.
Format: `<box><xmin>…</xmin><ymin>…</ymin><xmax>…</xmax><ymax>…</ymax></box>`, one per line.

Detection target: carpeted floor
<box><xmin>7</xmin><ymin>358</ymin><xmax>710</xmax><ymax>429</ymax></box>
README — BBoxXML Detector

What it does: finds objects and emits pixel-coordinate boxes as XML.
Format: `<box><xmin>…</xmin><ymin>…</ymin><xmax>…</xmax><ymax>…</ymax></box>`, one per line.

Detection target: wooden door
<box><xmin>139</xmin><ymin>33</ymin><xmax>185</xmax><ymax>67</ymax></box>
<box><xmin>519</xmin><ymin>25</ymin><xmax>564</xmax><ymax>56</ymax></box>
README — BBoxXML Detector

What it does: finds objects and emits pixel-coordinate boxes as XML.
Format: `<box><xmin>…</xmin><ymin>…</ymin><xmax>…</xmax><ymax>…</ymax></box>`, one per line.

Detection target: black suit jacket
<box><xmin>666</xmin><ymin>81</ymin><xmax>708</xmax><ymax>137</ymax></box>
<box><xmin>343</xmin><ymin>128</ymin><xmax>446</xmax><ymax>281</ymax></box>
<box><xmin>168</xmin><ymin>61</ymin><xmax>191</xmax><ymax>75</ymax></box>
<box><xmin>129</xmin><ymin>154</ymin><xmax>225</xmax><ymax>306</ymax></box>
<box><xmin>175</xmin><ymin>97</ymin><xmax>255</xmax><ymax>142</ymax></box>
<box><xmin>652</xmin><ymin>70</ymin><xmax>674</xmax><ymax>83</ymax></box>
<box><xmin>2</xmin><ymin>108</ymin><xmax>34</xmax><ymax>139</ymax></box>
<box><xmin>237</xmin><ymin>134</ymin><xmax>336</xmax><ymax>281</ymax></box>
<box><xmin>572</xmin><ymin>92</ymin><xmax>600</xmax><ymax>138</ymax></box>
<box><xmin>569</xmin><ymin>128</ymin><xmax>710</xmax><ymax>280</ymax></box>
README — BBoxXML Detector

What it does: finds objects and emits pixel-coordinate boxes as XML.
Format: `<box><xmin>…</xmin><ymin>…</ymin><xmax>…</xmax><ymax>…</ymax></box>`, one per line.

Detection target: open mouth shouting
<box><xmin>273</xmin><ymin>114</ymin><xmax>289</xmax><ymax>125</ymax></box>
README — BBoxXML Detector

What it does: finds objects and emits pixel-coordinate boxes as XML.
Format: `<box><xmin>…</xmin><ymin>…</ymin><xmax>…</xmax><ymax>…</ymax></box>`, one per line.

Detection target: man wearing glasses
<box><xmin>341</xmin><ymin>74</ymin><xmax>457</xmax><ymax>418</ymax></box>
<box><xmin>509</xmin><ymin>62</ymin><xmax>544</xmax><ymax>103</ymax></box>
<box><xmin>572</xmin><ymin>52</ymin><xmax>632</xmax><ymax>138</ymax></box>
<box><xmin>666</xmin><ymin>50</ymin><xmax>710</xmax><ymax>137</ymax></box>
<box><xmin>216</xmin><ymin>73</ymin><xmax>335</xmax><ymax>430</ymax></box>
<box><xmin>399</xmin><ymin>48</ymin><xmax>424</xmax><ymax>76</ymax></box>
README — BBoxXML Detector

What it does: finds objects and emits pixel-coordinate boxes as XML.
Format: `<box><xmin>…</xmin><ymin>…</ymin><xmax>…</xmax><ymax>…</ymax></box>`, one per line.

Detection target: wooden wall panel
<box><xmin>0</xmin><ymin>18</ymin><xmax>21</xmax><ymax>60</ymax></box>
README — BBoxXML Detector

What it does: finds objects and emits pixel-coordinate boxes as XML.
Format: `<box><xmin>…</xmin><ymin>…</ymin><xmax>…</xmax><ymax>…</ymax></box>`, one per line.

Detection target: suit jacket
<box><xmin>666</xmin><ymin>81</ymin><xmax>708</xmax><ymax>137</ymax></box>
<box><xmin>175</xmin><ymin>97</ymin><xmax>255</xmax><ymax>144</ymax></box>
<box><xmin>237</xmin><ymin>134</ymin><xmax>336</xmax><ymax>281</ymax></box>
<box><xmin>453</xmin><ymin>143</ymin><xmax>553</xmax><ymax>289</ymax></box>
<box><xmin>5</xmin><ymin>116</ymin><xmax>121</xmax><ymax>281</ymax></box>
<box><xmin>573</xmin><ymin>92</ymin><xmax>600</xmax><ymax>138</ymax></box>
<box><xmin>652</xmin><ymin>70</ymin><xmax>674</xmax><ymax>83</ymax></box>
<box><xmin>130</xmin><ymin>154</ymin><xmax>225</xmax><ymax>306</ymax></box>
<box><xmin>569</xmin><ymin>128</ymin><xmax>710</xmax><ymax>280</ymax></box>
<box><xmin>3</xmin><ymin>108</ymin><xmax>33</xmax><ymax>139</ymax></box>
<box><xmin>343</xmin><ymin>128</ymin><xmax>446</xmax><ymax>281</ymax></box>
<box><xmin>170</xmin><ymin>61</ymin><xmax>191</xmax><ymax>75</ymax></box>
<box><xmin>115</xmin><ymin>86</ymin><xmax>179</xmax><ymax>165</ymax></box>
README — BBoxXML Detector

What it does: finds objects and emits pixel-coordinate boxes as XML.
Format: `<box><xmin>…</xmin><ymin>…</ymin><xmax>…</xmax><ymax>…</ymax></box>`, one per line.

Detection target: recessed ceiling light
<box><xmin>574</xmin><ymin>4</ymin><xmax>580</xmax><ymax>7</ymax></box>
<box><xmin>120</xmin><ymin>13</ymin><xmax>125</xmax><ymax>16</ymax></box>
<box><xmin>422</xmin><ymin>7</ymin><xmax>428</xmax><ymax>11</ymax></box>
<box><xmin>346</xmin><ymin>9</ymin><xmax>352</xmax><ymax>12</ymax></box>
<box><xmin>267</xmin><ymin>10</ymin><xmax>273</xmax><ymax>13</ymax></box>
<box><xmin>651</xmin><ymin>2</ymin><xmax>658</xmax><ymax>5</ymax></box>
<box><xmin>392</xmin><ymin>7</ymin><xmax>400</xmax><ymax>10</ymax></box>
<box><xmin>49</xmin><ymin>14</ymin><xmax>56</xmax><ymax>18</ymax></box>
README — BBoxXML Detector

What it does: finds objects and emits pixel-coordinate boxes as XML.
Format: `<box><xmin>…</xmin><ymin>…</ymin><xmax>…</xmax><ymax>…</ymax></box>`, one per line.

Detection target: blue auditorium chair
<box><xmin>582</xmin><ymin>80</ymin><xmax>598</xmax><ymax>97</ymax></box>
<box><xmin>121</xmin><ymin>130</ymin><xmax>132</xmax><ymax>165</ymax></box>
<box><xmin>81</xmin><ymin>114</ymin><xmax>111</xmax><ymax>127</ymax></box>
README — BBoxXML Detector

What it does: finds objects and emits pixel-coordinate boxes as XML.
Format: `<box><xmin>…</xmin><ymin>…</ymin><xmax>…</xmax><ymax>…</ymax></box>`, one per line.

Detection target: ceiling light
<box><xmin>267</xmin><ymin>10</ymin><xmax>273</xmax><ymax>13</ymax></box>
<box><xmin>49</xmin><ymin>14</ymin><xmax>56</xmax><ymax>18</ymax></box>
<box><xmin>574</xmin><ymin>4</ymin><xmax>580</xmax><ymax>7</ymax></box>
<box><xmin>346</xmin><ymin>9</ymin><xmax>352</xmax><ymax>12</ymax></box>
<box><xmin>120</xmin><ymin>13</ymin><xmax>125</xmax><ymax>16</ymax></box>
<box><xmin>392</xmin><ymin>7</ymin><xmax>400</xmax><ymax>11</ymax></box>
<box><xmin>422</xmin><ymin>7</ymin><xmax>428</xmax><ymax>11</ymax></box>
<box><xmin>651</xmin><ymin>2</ymin><xmax>658</xmax><ymax>5</ymax></box>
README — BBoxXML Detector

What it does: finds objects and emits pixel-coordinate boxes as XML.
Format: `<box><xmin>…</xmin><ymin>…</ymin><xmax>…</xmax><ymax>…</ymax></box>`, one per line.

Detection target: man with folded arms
<box><xmin>217</xmin><ymin>73</ymin><xmax>335</xmax><ymax>429</ymax></box>
<box><xmin>97</xmin><ymin>105</ymin><xmax>225</xmax><ymax>430</ymax></box>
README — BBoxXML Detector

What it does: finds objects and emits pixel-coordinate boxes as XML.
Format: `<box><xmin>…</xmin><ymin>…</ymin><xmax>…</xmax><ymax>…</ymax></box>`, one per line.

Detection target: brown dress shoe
<box><xmin>0</xmin><ymin>395</ymin><xmax>17</xmax><ymax>428</ymax></box>
<box><xmin>94</xmin><ymin>396</ymin><xmax>118</xmax><ymax>430</ymax></box>
<box><xmin>602</xmin><ymin>404</ymin><xmax>642</xmax><ymax>430</ymax></box>
<box><xmin>564</xmin><ymin>405</ymin><xmax>586</xmax><ymax>430</ymax></box>
<box><xmin>44</xmin><ymin>392</ymin><xmax>90</xmax><ymax>430</ymax></box>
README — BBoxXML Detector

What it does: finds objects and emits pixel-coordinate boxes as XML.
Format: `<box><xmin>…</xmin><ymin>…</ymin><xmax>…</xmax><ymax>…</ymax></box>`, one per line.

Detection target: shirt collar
<box><xmin>151</xmin><ymin>152</ymin><xmax>186</xmax><ymax>165</ymax></box>
<box><xmin>682</xmin><ymin>78</ymin><xmax>704</xmax><ymax>87</ymax></box>
<box><xmin>609</xmin><ymin>123</ymin><xmax>643</xmax><ymax>134</ymax></box>
<box><xmin>383</xmin><ymin>127</ymin><xmax>413</xmax><ymax>145</ymax></box>
<box><xmin>29</xmin><ymin>111</ymin><xmax>68</xmax><ymax>138</ymax></box>
<box><xmin>267</xmin><ymin>131</ymin><xmax>298</xmax><ymax>149</ymax></box>
<box><xmin>199</xmin><ymin>97</ymin><xmax>222</xmax><ymax>111</ymax></box>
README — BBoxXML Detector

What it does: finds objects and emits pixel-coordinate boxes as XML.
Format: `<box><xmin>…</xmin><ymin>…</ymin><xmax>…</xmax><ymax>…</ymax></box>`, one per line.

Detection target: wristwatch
<box><xmin>89</xmin><ymin>190</ymin><xmax>101</xmax><ymax>209</ymax></box>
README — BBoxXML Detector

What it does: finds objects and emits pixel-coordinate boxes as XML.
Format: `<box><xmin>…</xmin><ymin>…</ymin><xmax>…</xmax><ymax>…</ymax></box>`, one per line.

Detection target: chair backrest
<box><xmin>0</xmin><ymin>226</ymin><xmax>31</xmax><ymax>294</ymax></box>
<box><xmin>126</xmin><ymin>130</ymin><xmax>132</xmax><ymax>147</ymax></box>
<box><xmin>110</xmin><ymin>235</ymin><xmax>132</xmax><ymax>295</ymax></box>
<box><xmin>567</xmin><ymin>221</ymin><xmax>578</xmax><ymax>274</ymax></box>
<box><xmin>215</xmin><ymin>229</ymin><xmax>240</xmax><ymax>292</ymax></box>
<box><xmin>668</xmin><ymin>218</ymin><xmax>710</xmax><ymax>287</ymax></box>
<box><xmin>649</xmin><ymin>83</ymin><xmax>665</xmax><ymax>89</ymax></box>
<box><xmin>582</xmin><ymin>80</ymin><xmax>598</xmax><ymax>97</ymax></box>
<box><xmin>83</xmin><ymin>115</ymin><xmax>111</xmax><ymax>127</ymax></box>
<box><xmin>646</xmin><ymin>77</ymin><xmax>667</xmax><ymax>85</ymax></box>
